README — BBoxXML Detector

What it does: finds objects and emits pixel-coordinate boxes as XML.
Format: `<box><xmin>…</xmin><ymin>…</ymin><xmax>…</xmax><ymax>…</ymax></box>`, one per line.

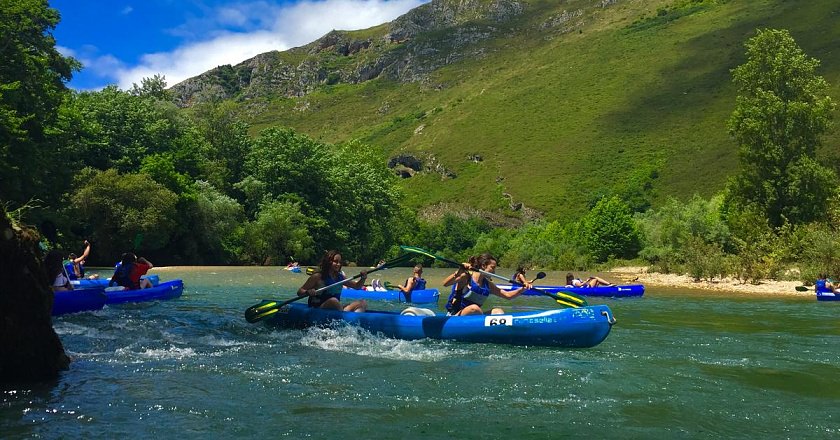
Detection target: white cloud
<box><xmin>116</xmin><ymin>31</ymin><xmax>286</xmax><ymax>89</ymax></box>
<box><xmin>121</xmin><ymin>6</ymin><xmax>134</xmax><ymax>15</ymax></box>
<box><xmin>107</xmin><ymin>0</ymin><xmax>429</xmax><ymax>90</ymax></box>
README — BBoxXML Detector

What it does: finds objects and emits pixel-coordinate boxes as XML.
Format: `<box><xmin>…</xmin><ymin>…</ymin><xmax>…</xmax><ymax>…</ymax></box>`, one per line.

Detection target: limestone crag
<box><xmin>170</xmin><ymin>0</ymin><xmax>527</xmax><ymax>107</ymax></box>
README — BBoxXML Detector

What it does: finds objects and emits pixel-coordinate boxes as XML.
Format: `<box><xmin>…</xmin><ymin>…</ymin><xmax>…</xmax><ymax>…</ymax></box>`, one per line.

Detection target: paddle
<box><xmin>399</xmin><ymin>245</ymin><xmax>587</xmax><ymax>307</ymax></box>
<box><xmin>245</xmin><ymin>253</ymin><xmax>415</xmax><ymax>323</ymax></box>
<box><xmin>530</xmin><ymin>271</ymin><xmax>546</xmax><ymax>284</ymax></box>
<box><xmin>795</xmin><ymin>285</ymin><xmax>811</xmax><ymax>292</ymax></box>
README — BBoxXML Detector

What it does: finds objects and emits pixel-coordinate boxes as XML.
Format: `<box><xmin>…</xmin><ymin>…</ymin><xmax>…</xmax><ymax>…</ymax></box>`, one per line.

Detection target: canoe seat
<box><xmin>400</xmin><ymin>307</ymin><xmax>435</xmax><ymax>316</ymax></box>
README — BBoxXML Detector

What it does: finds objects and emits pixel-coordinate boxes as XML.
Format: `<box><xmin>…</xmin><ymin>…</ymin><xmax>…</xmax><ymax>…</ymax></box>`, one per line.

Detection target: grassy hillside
<box><xmin>242</xmin><ymin>0</ymin><xmax>840</xmax><ymax>222</ymax></box>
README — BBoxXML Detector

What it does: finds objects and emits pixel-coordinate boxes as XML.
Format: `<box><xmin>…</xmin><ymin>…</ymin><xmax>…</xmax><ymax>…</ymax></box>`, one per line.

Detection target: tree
<box><xmin>726</xmin><ymin>28</ymin><xmax>837</xmax><ymax>227</ymax></box>
<box><xmin>69</xmin><ymin>169</ymin><xmax>179</xmax><ymax>262</ymax></box>
<box><xmin>0</xmin><ymin>0</ymin><xmax>79</xmax><ymax>204</ymax></box>
<box><xmin>327</xmin><ymin>139</ymin><xmax>402</xmax><ymax>261</ymax></box>
<box><xmin>130</xmin><ymin>74</ymin><xmax>172</xmax><ymax>101</ymax></box>
<box><xmin>583</xmin><ymin>196</ymin><xmax>640</xmax><ymax>263</ymax></box>
<box><xmin>192</xmin><ymin>181</ymin><xmax>246</xmax><ymax>263</ymax></box>
<box><xmin>66</xmin><ymin>86</ymin><xmax>208</xmax><ymax>175</ymax></box>
<box><xmin>241</xmin><ymin>130</ymin><xmax>402</xmax><ymax>262</ymax></box>
<box><xmin>190</xmin><ymin>100</ymin><xmax>251</xmax><ymax>195</ymax></box>
<box><xmin>242</xmin><ymin>201</ymin><xmax>314</xmax><ymax>265</ymax></box>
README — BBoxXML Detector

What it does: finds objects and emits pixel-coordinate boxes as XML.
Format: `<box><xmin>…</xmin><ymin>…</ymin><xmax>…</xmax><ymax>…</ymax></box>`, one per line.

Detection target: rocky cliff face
<box><xmin>0</xmin><ymin>207</ymin><xmax>70</xmax><ymax>382</ymax></box>
<box><xmin>170</xmin><ymin>0</ymin><xmax>528</xmax><ymax>107</ymax></box>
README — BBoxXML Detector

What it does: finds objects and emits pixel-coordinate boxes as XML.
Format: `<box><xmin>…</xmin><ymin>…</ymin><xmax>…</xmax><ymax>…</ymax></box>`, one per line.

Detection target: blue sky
<box><xmin>51</xmin><ymin>0</ymin><xmax>429</xmax><ymax>91</ymax></box>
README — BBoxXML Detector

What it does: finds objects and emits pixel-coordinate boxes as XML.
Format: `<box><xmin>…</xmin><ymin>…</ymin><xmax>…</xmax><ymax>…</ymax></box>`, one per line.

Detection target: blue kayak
<box><xmin>341</xmin><ymin>287</ymin><xmax>440</xmax><ymax>304</ymax></box>
<box><xmin>104</xmin><ymin>280</ymin><xmax>184</xmax><ymax>304</ymax></box>
<box><xmin>52</xmin><ymin>288</ymin><xmax>107</xmax><ymax>316</ymax></box>
<box><xmin>498</xmin><ymin>283</ymin><xmax>645</xmax><ymax>298</ymax></box>
<box><xmin>262</xmin><ymin>302</ymin><xmax>616</xmax><ymax>347</ymax></box>
<box><xmin>71</xmin><ymin>274</ymin><xmax>160</xmax><ymax>289</ymax></box>
<box><xmin>815</xmin><ymin>286</ymin><xmax>840</xmax><ymax>301</ymax></box>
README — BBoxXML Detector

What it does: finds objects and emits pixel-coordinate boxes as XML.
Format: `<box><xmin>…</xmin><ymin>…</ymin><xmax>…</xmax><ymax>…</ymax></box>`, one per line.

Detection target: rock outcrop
<box><xmin>0</xmin><ymin>207</ymin><xmax>70</xmax><ymax>383</ymax></box>
<box><xmin>170</xmin><ymin>0</ymin><xmax>528</xmax><ymax>107</ymax></box>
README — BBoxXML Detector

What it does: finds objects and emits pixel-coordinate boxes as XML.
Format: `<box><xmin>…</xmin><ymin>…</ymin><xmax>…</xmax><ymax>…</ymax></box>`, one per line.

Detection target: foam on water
<box><xmin>113</xmin><ymin>345</ymin><xmax>198</xmax><ymax>362</ymax></box>
<box><xmin>53</xmin><ymin>321</ymin><xmax>115</xmax><ymax>339</ymax></box>
<box><xmin>296</xmin><ymin>323</ymin><xmax>466</xmax><ymax>362</ymax></box>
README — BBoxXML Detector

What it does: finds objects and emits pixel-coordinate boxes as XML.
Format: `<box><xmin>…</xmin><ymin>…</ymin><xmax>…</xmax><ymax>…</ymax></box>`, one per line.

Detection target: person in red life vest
<box><xmin>129</xmin><ymin>256</ymin><xmax>154</xmax><ymax>289</ymax></box>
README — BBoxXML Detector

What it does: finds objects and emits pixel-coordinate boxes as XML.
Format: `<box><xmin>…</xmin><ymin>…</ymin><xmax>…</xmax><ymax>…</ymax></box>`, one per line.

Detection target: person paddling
<box><xmin>512</xmin><ymin>265</ymin><xmax>528</xmax><ymax>285</ymax></box>
<box><xmin>443</xmin><ymin>253</ymin><xmax>531</xmax><ymax>316</ymax></box>
<box><xmin>396</xmin><ymin>264</ymin><xmax>426</xmax><ymax>303</ymax></box>
<box><xmin>297</xmin><ymin>250</ymin><xmax>368</xmax><ymax>312</ymax></box>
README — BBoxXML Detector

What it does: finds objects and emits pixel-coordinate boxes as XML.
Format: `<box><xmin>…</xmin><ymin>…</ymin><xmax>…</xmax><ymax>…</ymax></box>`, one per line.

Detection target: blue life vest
<box><xmin>111</xmin><ymin>262</ymin><xmax>134</xmax><ymax>288</ymax></box>
<box><xmin>64</xmin><ymin>262</ymin><xmax>77</xmax><ymax>280</ymax></box>
<box><xmin>411</xmin><ymin>276</ymin><xmax>426</xmax><ymax>291</ymax></box>
<box><xmin>309</xmin><ymin>272</ymin><xmax>344</xmax><ymax>307</ymax></box>
<box><xmin>462</xmin><ymin>276</ymin><xmax>491</xmax><ymax>306</ymax></box>
<box><xmin>445</xmin><ymin>284</ymin><xmax>464</xmax><ymax>313</ymax></box>
<box><xmin>815</xmin><ymin>278</ymin><xmax>829</xmax><ymax>293</ymax></box>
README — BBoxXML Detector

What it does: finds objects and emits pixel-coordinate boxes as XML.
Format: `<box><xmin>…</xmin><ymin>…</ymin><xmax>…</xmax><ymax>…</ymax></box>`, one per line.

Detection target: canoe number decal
<box><xmin>484</xmin><ymin>316</ymin><xmax>513</xmax><ymax>327</ymax></box>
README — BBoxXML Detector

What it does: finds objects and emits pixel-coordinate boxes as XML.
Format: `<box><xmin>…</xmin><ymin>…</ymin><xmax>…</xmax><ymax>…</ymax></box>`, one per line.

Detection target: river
<box><xmin>2</xmin><ymin>266</ymin><xmax>838</xmax><ymax>439</ymax></box>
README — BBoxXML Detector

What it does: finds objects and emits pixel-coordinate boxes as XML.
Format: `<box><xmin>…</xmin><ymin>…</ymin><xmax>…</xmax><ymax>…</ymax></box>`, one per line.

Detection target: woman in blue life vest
<box><xmin>109</xmin><ymin>253</ymin><xmax>136</xmax><ymax>288</ymax></box>
<box><xmin>396</xmin><ymin>264</ymin><xmax>426</xmax><ymax>302</ymax></box>
<box><xmin>442</xmin><ymin>255</ymin><xmax>476</xmax><ymax>315</ymax></box>
<box><xmin>66</xmin><ymin>240</ymin><xmax>99</xmax><ymax>280</ymax></box>
<box><xmin>297</xmin><ymin>250</ymin><xmax>368</xmax><ymax>312</ymax></box>
<box><xmin>443</xmin><ymin>253</ymin><xmax>531</xmax><ymax>316</ymax></box>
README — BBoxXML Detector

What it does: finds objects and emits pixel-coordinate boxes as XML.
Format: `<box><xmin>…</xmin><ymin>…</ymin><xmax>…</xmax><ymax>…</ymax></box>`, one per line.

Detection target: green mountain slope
<box><xmin>173</xmin><ymin>0</ymin><xmax>840</xmax><ymax>222</ymax></box>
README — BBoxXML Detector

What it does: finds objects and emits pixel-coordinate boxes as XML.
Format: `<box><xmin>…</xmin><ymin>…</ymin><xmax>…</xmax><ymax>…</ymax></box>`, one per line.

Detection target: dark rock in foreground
<box><xmin>0</xmin><ymin>206</ymin><xmax>70</xmax><ymax>383</ymax></box>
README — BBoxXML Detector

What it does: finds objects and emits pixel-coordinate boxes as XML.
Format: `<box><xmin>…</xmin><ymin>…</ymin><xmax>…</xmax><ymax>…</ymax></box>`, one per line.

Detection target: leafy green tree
<box><xmin>190</xmin><ymin>100</ymin><xmax>251</xmax><ymax>195</ymax></box>
<box><xmin>191</xmin><ymin>181</ymin><xmax>246</xmax><ymax>263</ymax></box>
<box><xmin>0</xmin><ymin>0</ymin><xmax>79</xmax><ymax>204</ymax></box>
<box><xmin>414</xmin><ymin>214</ymin><xmax>490</xmax><ymax>262</ymax></box>
<box><xmin>67</xmin><ymin>85</ymin><xmax>208</xmax><ymax>175</ymax></box>
<box><xmin>328</xmin><ymin>139</ymin><xmax>402</xmax><ymax>261</ymax></box>
<box><xmin>726</xmin><ymin>28</ymin><xmax>837</xmax><ymax>227</ymax></box>
<box><xmin>140</xmin><ymin>153</ymin><xmax>193</xmax><ymax>194</ymax></box>
<box><xmin>130</xmin><ymin>74</ymin><xmax>172</xmax><ymax>101</ymax></box>
<box><xmin>245</xmin><ymin>127</ymin><xmax>333</xmax><ymax>208</ymax></box>
<box><xmin>636</xmin><ymin>195</ymin><xmax>730</xmax><ymax>273</ymax></box>
<box><xmin>242</xmin><ymin>201</ymin><xmax>314</xmax><ymax>265</ymax></box>
<box><xmin>242</xmin><ymin>130</ymin><xmax>401</xmax><ymax>263</ymax></box>
<box><xmin>69</xmin><ymin>169</ymin><xmax>179</xmax><ymax>261</ymax></box>
<box><xmin>726</xmin><ymin>205</ymin><xmax>780</xmax><ymax>283</ymax></box>
<box><xmin>503</xmin><ymin>222</ymin><xmax>561</xmax><ymax>269</ymax></box>
<box><xmin>583</xmin><ymin>196</ymin><xmax>640</xmax><ymax>263</ymax></box>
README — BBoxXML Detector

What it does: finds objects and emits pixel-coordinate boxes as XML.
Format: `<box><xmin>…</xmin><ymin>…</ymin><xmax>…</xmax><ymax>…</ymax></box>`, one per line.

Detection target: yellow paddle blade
<box><xmin>555</xmin><ymin>298</ymin><xmax>581</xmax><ymax>308</ymax></box>
<box><xmin>552</xmin><ymin>291</ymin><xmax>587</xmax><ymax>306</ymax></box>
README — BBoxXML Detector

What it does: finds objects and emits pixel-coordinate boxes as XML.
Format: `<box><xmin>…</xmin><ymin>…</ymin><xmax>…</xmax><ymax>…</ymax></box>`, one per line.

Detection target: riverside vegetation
<box><xmin>2</xmin><ymin>0</ymin><xmax>839</xmax><ymax>287</ymax></box>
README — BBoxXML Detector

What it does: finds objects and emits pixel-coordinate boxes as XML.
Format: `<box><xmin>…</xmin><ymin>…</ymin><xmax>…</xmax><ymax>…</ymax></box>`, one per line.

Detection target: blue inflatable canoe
<box><xmin>815</xmin><ymin>285</ymin><xmax>840</xmax><ymax>301</ymax></box>
<box><xmin>52</xmin><ymin>287</ymin><xmax>107</xmax><ymax>316</ymax></box>
<box><xmin>71</xmin><ymin>274</ymin><xmax>160</xmax><ymax>289</ymax></box>
<box><xmin>104</xmin><ymin>279</ymin><xmax>184</xmax><ymax>304</ymax></box>
<box><xmin>262</xmin><ymin>303</ymin><xmax>616</xmax><ymax>347</ymax></box>
<box><xmin>498</xmin><ymin>283</ymin><xmax>645</xmax><ymax>298</ymax></box>
<box><xmin>340</xmin><ymin>287</ymin><xmax>440</xmax><ymax>304</ymax></box>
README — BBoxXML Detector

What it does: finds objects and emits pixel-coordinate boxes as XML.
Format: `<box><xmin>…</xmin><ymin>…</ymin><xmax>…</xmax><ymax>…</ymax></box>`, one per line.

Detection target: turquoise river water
<box><xmin>1</xmin><ymin>266</ymin><xmax>839</xmax><ymax>439</ymax></box>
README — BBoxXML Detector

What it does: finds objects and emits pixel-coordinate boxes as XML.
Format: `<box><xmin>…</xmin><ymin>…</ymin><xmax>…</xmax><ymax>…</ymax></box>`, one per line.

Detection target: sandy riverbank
<box><xmin>609</xmin><ymin>266</ymin><xmax>810</xmax><ymax>297</ymax></box>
